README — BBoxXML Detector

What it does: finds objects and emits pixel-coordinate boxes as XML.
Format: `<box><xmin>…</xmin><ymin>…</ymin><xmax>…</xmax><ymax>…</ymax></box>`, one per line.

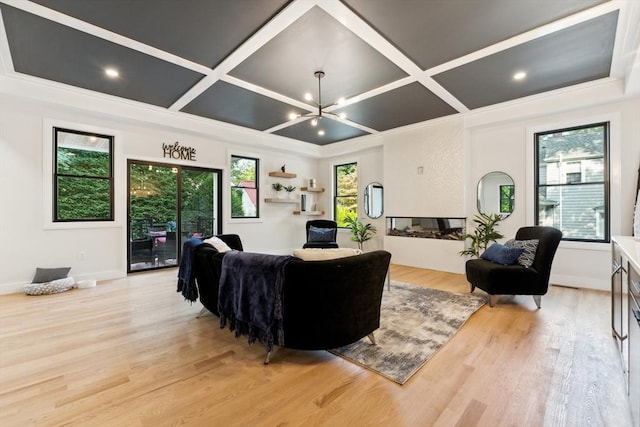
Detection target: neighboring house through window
<box><xmin>54</xmin><ymin>127</ymin><xmax>114</xmax><ymax>221</ymax></box>
<box><xmin>535</xmin><ymin>122</ymin><xmax>609</xmax><ymax>242</ymax></box>
<box><xmin>230</xmin><ymin>155</ymin><xmax>259</xmax><ymax>218</ymax></box>
<box><xmin>334</xmin><ymin>162</ymin><xmax>357</xmax><ymax>227</ymax></box>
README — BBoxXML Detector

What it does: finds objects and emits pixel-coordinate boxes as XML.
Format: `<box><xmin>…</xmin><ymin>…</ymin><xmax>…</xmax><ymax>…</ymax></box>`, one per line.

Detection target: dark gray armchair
<box><xmin>465</xmin><ymin>226</ymin><xmax>562</xmax><ymax>308</ymax></box>
<box><xmin>303</xmin><ymin>220</ymin><xmax>339</xmax><ymax>249</ymax></box>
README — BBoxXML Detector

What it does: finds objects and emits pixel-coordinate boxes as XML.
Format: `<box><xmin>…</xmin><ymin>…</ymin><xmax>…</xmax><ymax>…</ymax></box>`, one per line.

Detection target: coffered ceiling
<box><xmin>0</xmin><ymin>0</ymin><xmax>637</xmax><ymax>146</ymax></box>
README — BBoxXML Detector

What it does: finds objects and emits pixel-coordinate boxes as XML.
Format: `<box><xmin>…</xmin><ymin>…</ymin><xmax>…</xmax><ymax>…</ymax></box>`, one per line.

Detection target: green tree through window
<box><xmin>54</xmin><ymin>128</ymin><xmax>113</xmax><ymax>221</ymax></box>
<box><xmin>334</xmin><ymin>162</ymin><xmax>357</xmax><ymax>227</ymax></box>
<box><xmin>231</xmin><ymin>155</ymin><xmax>259</xmax><ymax>218</ymax></box>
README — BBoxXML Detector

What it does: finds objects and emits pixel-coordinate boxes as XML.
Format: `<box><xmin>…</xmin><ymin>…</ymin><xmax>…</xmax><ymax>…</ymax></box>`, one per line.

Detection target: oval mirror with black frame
<box><xmin>477</xmin><ymin>172</ymin><xmax>515</xmax><ymax>217</ymax></box>
<box><xmin>364</xmin><ymin>182</ymin><xmax>384</xmax><ymax>219</ymax></box>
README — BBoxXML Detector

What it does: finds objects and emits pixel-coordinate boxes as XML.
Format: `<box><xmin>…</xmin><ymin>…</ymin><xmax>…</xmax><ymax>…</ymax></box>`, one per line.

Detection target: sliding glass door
<box><xmin>128</xmin><ymin>160</ymin><xmax>221</xmax><ymax>272</ymax></box>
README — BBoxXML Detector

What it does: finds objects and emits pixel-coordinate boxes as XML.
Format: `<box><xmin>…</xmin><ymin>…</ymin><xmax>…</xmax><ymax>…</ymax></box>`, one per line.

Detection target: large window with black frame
<box><xmin>535</xmin><ymin>122</ymin><xmax>609</xmax><ymax>242</ymax></box>
<box><xmin>230</xmin><ymin>155</ymin><xmax>259</xmax><ymax>219</ymax></box>
<box><xmin>334</xmin><ymin>162</ymin><xmax>357</xmax><ymax>227</ymax></box>
<box><xmin>54</xmin><ymin>127</ymin><xmax>114</xmax><ymax>222</ymax></box>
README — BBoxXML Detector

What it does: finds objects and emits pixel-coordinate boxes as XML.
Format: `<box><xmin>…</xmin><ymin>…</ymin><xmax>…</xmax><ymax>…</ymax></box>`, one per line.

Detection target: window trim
<box><xmin>53</xmin><ymin>127</ymin><xmax>114</xmax><ymax>222</ymax></box>
<box><xmin>334</xmin><ymin>161</ymin><xmax>358</xmax><ymax>228</ymax></box>
<box><xmin>230</xmin><ymin>154</ymin><xmax>260</xmax><ymax>219</ymax></box>
<box><xmin>533</xmin><ymin>121</ymin><xmax>610</xmax><ymax>243</ymax></box>
<box><xmin>42</xmin><ymin>119</ymin><xmax>123</xmax><ymax>230</ymax></box>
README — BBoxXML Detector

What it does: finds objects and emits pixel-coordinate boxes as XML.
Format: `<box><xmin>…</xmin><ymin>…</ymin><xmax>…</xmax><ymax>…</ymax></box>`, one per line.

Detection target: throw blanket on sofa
<box><xmin>176</xmin><ymin>237</ymin><xmax>204</xmax><ymax>302</ymax></box>
<box><xmin>218</xmin><ymin>251</ymin><xmax>296</xmax><ymax>352</ymax></box>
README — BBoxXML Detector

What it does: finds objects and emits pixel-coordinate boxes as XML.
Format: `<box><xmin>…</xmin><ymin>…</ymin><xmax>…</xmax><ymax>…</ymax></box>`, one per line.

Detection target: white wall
<box><xmin>465</xmin><ymin>91</ymin><xmax>640</xmax><ymax>290</ymax></box>
<box><xmin>0</xmin><ymin>93</ymin><xmax>319</xmax><ymax>293</ymax></box>
<box><xmin>381</xmin><ymin>117</ymin><xmax>466</xmax><ymax>273</ymax></box>
<box><xmin>1</xmin><ymin>76</ymin><xmax>638</xmax><ymax>294</ymax></box>
<box><xmin>316</xmin><ymin>146</ymin><xmax>385</xmax><ymax>251</ymax></box>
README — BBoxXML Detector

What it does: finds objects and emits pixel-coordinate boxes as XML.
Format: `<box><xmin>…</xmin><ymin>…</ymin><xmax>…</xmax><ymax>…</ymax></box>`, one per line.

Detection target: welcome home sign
<box><xmin>163</xmin><ymin>141</ymin><xmax>196</xmax><ymax>161</ymax></box>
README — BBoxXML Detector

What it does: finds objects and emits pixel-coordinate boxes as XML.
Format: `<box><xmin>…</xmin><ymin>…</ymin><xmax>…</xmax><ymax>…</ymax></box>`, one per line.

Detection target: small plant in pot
<box><xmin>344</xmin><ymin>215</ymin><xmax>377</xmax><ymax>251</ymax></box>
<box><xmin>284</xmin><ymin>185</ymin><xmax>296</xmax><ymax>198</ymax></box>
<box><xmin>272</xmin><ymin>182</ymin><xmax>284</xmax><ymax>198</ymax></box>
<box><xmin>459</xmin><ymin>212</ymin><xmax>504</xmax><ymax>258</ymax></box>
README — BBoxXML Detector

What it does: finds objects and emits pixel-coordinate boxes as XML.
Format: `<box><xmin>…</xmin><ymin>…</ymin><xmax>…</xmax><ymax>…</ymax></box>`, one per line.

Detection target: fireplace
<box><xmin>386</xmin><ymin>217</ymin><xmax>465</xmax><ymax>240</ymax></box>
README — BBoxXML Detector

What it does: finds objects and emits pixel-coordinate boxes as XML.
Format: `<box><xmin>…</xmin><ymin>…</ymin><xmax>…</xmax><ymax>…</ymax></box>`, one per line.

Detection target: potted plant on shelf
<box><xmin>344</xmin><ymin>215</ymin><xmax>377</xmax><ymax>251</ymax></box>
<box><xmin>272</xmin><ymin>182</ymin><xmax>284</xmax><ymax>198</ymax></box>
<box><xmin>284</xmin><ymin>185</ymin><xmax>296</xmax><ymax>198</ymax></box>
<box><xmin>459</xmin><ymin>212</ymin><xmax>504</xmax><ymax>258</ymax></box>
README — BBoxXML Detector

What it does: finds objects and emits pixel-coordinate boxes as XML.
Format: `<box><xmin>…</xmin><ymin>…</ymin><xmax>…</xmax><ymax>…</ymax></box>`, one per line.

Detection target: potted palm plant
<box><xmin>344</xmin><ymin>215</ymin><xmax>377</xmax><ymax>251</ymax></box>
<box><xmin>459</xmin><ymin>212</ymin><xmax>504</xmax><ymax>258</ymax></box>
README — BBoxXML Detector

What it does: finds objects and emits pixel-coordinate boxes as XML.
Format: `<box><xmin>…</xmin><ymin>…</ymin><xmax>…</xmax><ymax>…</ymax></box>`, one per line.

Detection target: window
<box><xmin>500</xmin><ymin>185</ymin><xmax>514</xmax><ymax>214</ymax></box>
<box><xmin>535</xmin><ymin>122</ymin><xmax>609</xmax><ymax>242</ymax></box>
<box><xmin>230</xmin><ymin>155</ymin><xmax>259</xmax><ymax>218</ymax></box>
<box><xmin>334</xmin><ymin>162</ymin><xmax>357</xmax><ymax>227</ymax></box>
<box><xmin>54</xmin><ymin>127</ymin><xmax>114</xmax><ymax>221</ymax></box>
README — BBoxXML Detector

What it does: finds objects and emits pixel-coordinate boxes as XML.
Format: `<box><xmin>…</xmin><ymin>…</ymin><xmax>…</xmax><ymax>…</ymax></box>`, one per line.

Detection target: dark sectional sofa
<box><xmin>192</xmin><ymin>234</ymin><xmax>392</xmax><ymax>350</ymax></box>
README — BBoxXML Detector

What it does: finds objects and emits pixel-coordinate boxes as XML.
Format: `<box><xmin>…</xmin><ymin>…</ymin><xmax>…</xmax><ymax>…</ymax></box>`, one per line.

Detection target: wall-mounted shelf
<box><xmin>269</xmin><ymin>171</ymin><xmax>297</xmax><ymax>178</ymax></box>
<box><xmin>293</xmin><ymin>210</ymin><xmax>325</xmax><ymax>216</ymax></box>
<box><xmin>300</xmin><ymin>186</ymin><xmax>324</xmax><ymax>192</ymax></box>
<box><xmin>265</xmin><ymin>198</ymin><xmax>298</xmax><ymax>204</ymax></box>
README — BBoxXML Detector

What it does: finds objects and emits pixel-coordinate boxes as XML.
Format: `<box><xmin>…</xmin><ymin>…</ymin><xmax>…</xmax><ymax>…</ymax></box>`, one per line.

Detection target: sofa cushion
<box><xmin>308</xmin><ymin>226</ymin><xmax>335</xmax><ymax>243</ymax></box>
<box><xmin>480</xmin><ymin>243</ymin><xmax>524</xmax><ymax>266</ymax></box>
<box><xmin>505</xmin><ymin>239</ymin><xmax>539</xmax><ymax>268</ymax></box>
<box><xmin>293</xmin><ymin>248</ymin><xmax>361</xmax><ymax>261</ymax></box>
<box><xmin>203</xmin><ymin>236</ymin><xmax>232</xmax><ymax>253</ymax></box>
<box><xmin>32</xmin><ymin>267</ymin><xmax>71</xmax><ymax>283</ymax></box>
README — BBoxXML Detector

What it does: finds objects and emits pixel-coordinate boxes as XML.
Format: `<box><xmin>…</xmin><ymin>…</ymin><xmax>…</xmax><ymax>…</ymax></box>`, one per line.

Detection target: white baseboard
<box><xmin>550</xmin><ymin>273</ymin><xmax>609</xmax><ymax>292</ymax></box>
<box><xmin>0</xmin><ymin>269</ymin><xmax>126</xmax><ymax>295</ymax></box>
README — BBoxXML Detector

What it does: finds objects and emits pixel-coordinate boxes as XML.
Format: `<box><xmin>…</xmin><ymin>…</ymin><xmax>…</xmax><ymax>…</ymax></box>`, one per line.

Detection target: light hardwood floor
<box><xmin>0</xmin><ymin>265</ymin><xmax>633</xmax><ymax>426</ymax></box>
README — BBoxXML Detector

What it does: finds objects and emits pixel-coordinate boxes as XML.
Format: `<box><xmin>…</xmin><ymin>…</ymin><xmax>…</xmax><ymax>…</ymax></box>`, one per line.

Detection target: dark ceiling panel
<box><xmin>1</xmin><ymin>4</ymin><xmax>204</xmax><ymax>108</ymax></box>
<box><xmin>342</xmin><ymin>0</ymin><xmax>608</xmax><ymax>70</ymax></box>
<box><xmin>274</xmin><ymin>118</ymin><xmax>369</xmax><ymax>146</ymax></box>
<box><xmin>432</xmin><ymin>11</ymin><xmax>618</xmax><ymax>110</ymax></box>
<box><xmin>28</xmin><ymin>0</ymin><xmax>291</xmax><ymax>68</ymax></box>
<box><xmin>336</xmin><ymin>82</ymin><xmax>458</xmax><ymax>131</ymax></box>
<box><xmin>181</xmin><ymin>80</ymin><xmax>300</xmax><ymax>131</ymax></box>
<box><xmin>229</xmin><ymin>6</ymin><xmax>407</xmax><ymax>103</ymax></box>
<box><xmin>0</xmin><ymin>1</ymin><xmax>625</xmax><ymax>146</ymax></box>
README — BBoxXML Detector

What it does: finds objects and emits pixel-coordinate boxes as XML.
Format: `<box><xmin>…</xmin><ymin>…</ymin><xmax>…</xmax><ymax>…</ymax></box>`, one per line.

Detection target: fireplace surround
<box><xmin>386</xmin><ymin>217</ymin><xmax>465</xmax><ymax>240</ymax></box>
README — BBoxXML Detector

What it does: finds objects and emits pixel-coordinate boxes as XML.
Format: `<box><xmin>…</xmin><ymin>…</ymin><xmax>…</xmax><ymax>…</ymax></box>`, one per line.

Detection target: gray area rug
<box><xmin>330</xmin><ymin>281</ymin><xmax>486</xmax><ymax>385</ymax></box>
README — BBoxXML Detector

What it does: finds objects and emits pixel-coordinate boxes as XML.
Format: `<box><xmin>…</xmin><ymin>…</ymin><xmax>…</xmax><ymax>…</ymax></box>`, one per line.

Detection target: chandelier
<box><xmin>289</xmin><ymin>71</ymin><xmax>346</xmax><ymax>136</ymax></box>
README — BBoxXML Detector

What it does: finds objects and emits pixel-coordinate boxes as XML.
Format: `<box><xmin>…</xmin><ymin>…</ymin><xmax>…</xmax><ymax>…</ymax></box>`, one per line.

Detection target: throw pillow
<box><xmin>505</xmin><ymin>239</ymin><xmax>539</xmax><ymax>268</ymax></box>
<box><xmin>480</xmin><ymin>243</ymin><xmax>524</xmax><ymax>266</ymax></box>
<box><xmin>32</xmin><ymin>267</ymin><xmax>71</xmax><ymax>284</ymax></box>
<box><xmin>203</xmin><ymin>236</ymin><xmax>232</xmax><ymax>253</ymax></box>
<box><xmin>308</xmin><ymin>226</ymin><xmax>335</xmax><ymax>243</ymax></box>
<box><xmin>25</xmin><ymin>276</ymin><xmax>75</xmax><ymax>295</ymax></box>
<box><xmin>293</xmin><ymin>248</ymin><xmax>361</xmax><ymax>261</ymax></box>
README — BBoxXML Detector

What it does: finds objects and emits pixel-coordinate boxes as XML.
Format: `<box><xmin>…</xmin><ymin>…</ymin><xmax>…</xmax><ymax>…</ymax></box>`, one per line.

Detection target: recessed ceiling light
<box><xmin>304</xmin><ymin>93</ymin><xmax>313</xmax><ymax>101</ymax></box>
<box><xmin>513</xmin><ymin>71</ymin><xmax>527</xmax><ymax>81</ymax></box>
<box><xmin>318</xmin><ymin>130</ymin><xmax>325</xmax><ymax>136</ymax></box>
<box><xmin>310</xmin><ymin>118</ymin><xmax>318</xmax><ymax>127</ymax></box>
<box><xmin>339</xmin><ymin>112</ymin><xmax>347</xmax><ymax>120</ymax></box>
<box><xmin>105</xmin><ymin>68</ymin><xmax>119</xmax><ymax>78</ymax></box>
<box><xmin>288</xmin><ymin>112</ymin><xmax>299</xmax><ymax>121</ymax></box>
<box><xmin>337</xmin><ymin>97</ymin><xmax>346</xmax><ymax>105</ymax></box>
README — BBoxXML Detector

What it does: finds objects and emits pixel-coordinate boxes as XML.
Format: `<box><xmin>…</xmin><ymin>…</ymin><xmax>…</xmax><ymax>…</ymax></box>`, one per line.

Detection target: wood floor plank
<box><xmin>0</xmin><ymin>264</ymin><xmax>634</xmax><ymax>426</ymax></box>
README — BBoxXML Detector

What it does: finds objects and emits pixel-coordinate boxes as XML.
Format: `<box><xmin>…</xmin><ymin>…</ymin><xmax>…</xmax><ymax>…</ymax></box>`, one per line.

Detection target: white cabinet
<box><xmin>612</xmin><ymin>236</ymin><xmax>640</xmax><ymax>427</ymax></box>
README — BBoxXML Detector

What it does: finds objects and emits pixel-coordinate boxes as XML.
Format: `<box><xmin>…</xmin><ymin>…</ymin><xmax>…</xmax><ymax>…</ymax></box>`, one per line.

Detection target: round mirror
<box><xmin>477</xmin><ymin>172</ymin><xmax>514</xmax><ymax>217</ymax></box>
<box><xmin>364</xmin><ymin>182</ymin><xmax>384</xmax><ymax>219</ymax></box>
